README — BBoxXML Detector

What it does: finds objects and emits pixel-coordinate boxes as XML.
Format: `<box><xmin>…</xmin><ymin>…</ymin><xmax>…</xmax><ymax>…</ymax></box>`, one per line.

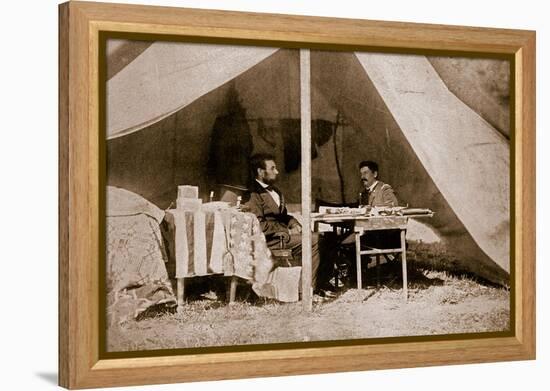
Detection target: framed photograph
<box><xmin>59</xmin><ymin>1</ymin><xmax>535</xmax><ymax>389</ymax></box>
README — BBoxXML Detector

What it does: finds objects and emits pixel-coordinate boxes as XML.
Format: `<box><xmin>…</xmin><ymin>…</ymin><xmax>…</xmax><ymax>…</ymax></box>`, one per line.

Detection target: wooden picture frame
<box><xmin>59</xmin><ymin>1</ymin><xmax>536</xmax><ymax>389</ymax></box>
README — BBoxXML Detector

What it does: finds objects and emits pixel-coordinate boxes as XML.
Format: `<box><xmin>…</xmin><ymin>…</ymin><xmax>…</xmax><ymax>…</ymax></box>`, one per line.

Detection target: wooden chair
<box><xmin>270</xmin><ymin>231</ymin><xmax>293</xmax><ymax>266</ymax></box>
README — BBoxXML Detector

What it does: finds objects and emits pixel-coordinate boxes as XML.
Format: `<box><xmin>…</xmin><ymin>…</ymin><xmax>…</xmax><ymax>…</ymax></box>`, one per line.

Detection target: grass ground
<box><xmin>107</xmin><ymin>251</ymin><xmax>510</xmax><ymax>352</ymax></box>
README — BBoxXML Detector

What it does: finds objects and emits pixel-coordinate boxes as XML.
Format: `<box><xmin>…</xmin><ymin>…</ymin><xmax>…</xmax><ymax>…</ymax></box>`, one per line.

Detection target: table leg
<box><xmin>334</xmin><ymin>226</ymin><xmax>340</xmax><ymax>290</ymax></box>
<box><xmin>355</xmin><ymin>231</ymin><xmax>362</xmax><ymax>289</ymax></box>
<box><xmin>177</xmin><ymin>278</ymin><xmax>185</xmax><ymax>307</ymax></box>
<box><xmin>376</xmin><ymin>255</ymin><xmax>380</xmax><ymax>288</ymax></box>
<box><xmin>401</xmin><ymin>229</ymin><xmax>408</xmax><ymax>300</ymax></box>
<box><xmin>228</xmin><ymin>276</ymin><xmax>238</xmax><ymax>303</ymax></box>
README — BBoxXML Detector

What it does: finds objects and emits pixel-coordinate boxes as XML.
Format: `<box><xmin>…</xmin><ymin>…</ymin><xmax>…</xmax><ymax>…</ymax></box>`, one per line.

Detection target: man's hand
<box><xmin>289</xmin><ymin>225</ymin><xmax>302</xmax><ymax>235</ymax></box>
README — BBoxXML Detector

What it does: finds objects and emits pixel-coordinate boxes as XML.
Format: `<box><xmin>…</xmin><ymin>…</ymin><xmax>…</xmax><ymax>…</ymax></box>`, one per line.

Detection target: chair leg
<box><xmin>333</xmin><ymin>262</ymin><xmax>339</xmax><ymax>290</ymax></box>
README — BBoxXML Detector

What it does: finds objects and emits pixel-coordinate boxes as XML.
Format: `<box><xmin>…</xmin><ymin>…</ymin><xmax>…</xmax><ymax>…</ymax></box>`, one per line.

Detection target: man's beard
<box><xmin>263</xmin><ymin>177</ymin><xmax>276</xmax><ymax>185</ymax></box>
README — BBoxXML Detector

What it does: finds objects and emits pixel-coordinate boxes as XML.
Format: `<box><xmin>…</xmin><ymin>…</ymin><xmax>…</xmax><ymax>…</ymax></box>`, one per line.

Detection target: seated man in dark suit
<box><xmin>244</xmin><ymin>153</ymin><xmax>333</xmax><ymax>297</ymax></box>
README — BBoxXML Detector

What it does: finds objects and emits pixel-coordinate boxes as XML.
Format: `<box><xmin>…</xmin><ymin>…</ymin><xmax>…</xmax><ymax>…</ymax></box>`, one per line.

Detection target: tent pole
<box><xmin>300</xmin><ymin>49</ymin><xmax>312</xmax><ymax>311</ymax></box>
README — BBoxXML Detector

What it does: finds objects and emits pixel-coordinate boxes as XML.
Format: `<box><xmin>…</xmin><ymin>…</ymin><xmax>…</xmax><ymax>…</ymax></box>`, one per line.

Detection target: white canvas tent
<box><xmin>106</xmin><ymin>40</ymin><xmax>510</xmax><ymax>285</ymax></box>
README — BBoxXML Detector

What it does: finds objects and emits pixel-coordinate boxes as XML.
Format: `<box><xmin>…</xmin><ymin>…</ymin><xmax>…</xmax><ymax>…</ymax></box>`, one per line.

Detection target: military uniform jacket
<box><xmin>361</xmin><ymin>181</ymin><xmax>399</xmax><ymax>207</ymax></box>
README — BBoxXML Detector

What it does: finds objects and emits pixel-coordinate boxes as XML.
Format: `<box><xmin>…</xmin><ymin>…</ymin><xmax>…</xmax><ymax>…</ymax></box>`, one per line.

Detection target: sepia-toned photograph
<box><xmin>104</xmin><ymin>38</ymin><xmax>510</xmax><ymax>353</ymax></box>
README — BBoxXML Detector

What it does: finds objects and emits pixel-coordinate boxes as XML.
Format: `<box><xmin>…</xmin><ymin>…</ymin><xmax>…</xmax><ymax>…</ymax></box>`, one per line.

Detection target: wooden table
<box><xmin>164</xmin><ymin>208</ymin><xmax>273</xmax><ymax>305</ymax></box>
<box><xmin>312</xmin><ymin>213</ymin><xmax>433</xmax><ymax>300</ymax></box>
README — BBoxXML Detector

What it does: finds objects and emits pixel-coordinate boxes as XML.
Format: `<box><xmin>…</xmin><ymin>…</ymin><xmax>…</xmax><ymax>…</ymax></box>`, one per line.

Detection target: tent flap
<box><xmin>355</xmin><ymin>52</ymin><xmax>510</xmax><ymax>273</ymax></box>
<box><xmin>107</xmin><ymin>42</ymin><xmax>278</xmax><ymax>139</ymax></box>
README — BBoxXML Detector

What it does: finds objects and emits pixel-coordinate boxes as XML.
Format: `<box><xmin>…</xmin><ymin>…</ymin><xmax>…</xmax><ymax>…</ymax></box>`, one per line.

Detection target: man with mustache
<box><xmin>334</xmin><ymin>160</ymin><xmax>401</xmax><ymax>287</ymax></box>
<box><xmin>352</xmin><ymin>160</ymin><xmax>401</xmax><ymax>278</ymax></box>
<box><xmin>358</xmin><ymin>160</ymin><xmax>398</xmax><ymax>208</ymax></box>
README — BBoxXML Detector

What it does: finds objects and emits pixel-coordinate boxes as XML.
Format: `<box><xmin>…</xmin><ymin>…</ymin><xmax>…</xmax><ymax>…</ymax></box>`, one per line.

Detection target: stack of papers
<box><xmin>318</xmin><ymin>206</ymin><xmax>367</xmax><ymax>216</ymax></box>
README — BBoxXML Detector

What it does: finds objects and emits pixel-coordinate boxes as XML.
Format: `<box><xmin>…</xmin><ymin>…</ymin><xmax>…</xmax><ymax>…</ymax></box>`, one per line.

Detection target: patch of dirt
<box><xmin>107</xmin><ymin>270</ymin><xmax>510</xmax><ymax>352</ymax></box>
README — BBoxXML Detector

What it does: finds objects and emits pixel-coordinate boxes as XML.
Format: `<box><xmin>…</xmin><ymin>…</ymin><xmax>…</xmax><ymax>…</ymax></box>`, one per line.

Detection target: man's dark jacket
<box><xmin>243</xmin><ymin>180</ymin><xmax>299</xmax><ymax>241</ymax></box>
